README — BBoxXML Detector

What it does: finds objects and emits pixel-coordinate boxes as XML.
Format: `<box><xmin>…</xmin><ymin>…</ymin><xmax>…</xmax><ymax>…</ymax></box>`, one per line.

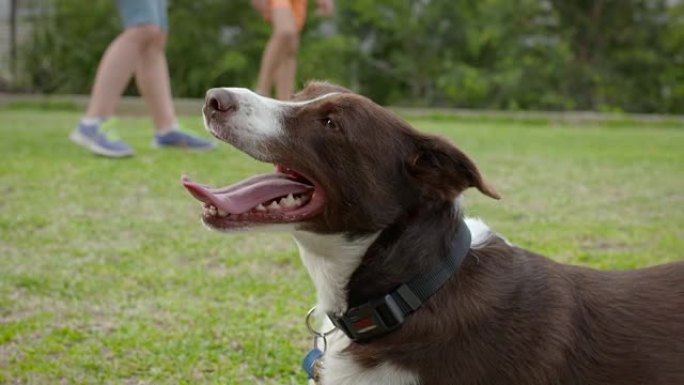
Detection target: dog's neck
<box><xmin>293</xmin><ymin>200</ymin><xmax>464</xmax><ymax>316</ymax></box>
<box><xmin>346</xmin><ymin>201</ymin><xmax>462</xmax><ymax>310</ymax></box>
<box><xmin>293</xmin><ymin>231</ymin><xmax>380</xmax><ymax>315</ymax></box>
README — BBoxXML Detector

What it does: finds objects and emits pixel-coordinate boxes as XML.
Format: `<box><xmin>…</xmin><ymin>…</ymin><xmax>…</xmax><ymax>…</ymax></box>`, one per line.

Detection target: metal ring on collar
<box><xmin>305</xmin><ymin>306</ymin><xmax>337</xmax><ymax>338</ymax></box>
<box><xmin>313</xmin><ymin>335</ymin><xmax>328</xmax><ymax>353</ymax></box>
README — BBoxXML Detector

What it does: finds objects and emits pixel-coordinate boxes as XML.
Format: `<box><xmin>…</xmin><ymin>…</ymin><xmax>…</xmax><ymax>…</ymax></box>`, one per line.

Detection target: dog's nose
<box><xmin>205</xmin><ymin>88</ymin><xmax>238</xmax><ymax>114</ymax></box>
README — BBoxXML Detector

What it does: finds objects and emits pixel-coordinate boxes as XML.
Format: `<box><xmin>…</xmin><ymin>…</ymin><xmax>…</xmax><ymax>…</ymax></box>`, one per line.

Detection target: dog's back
<box><xmin>450</xmin><ymin>237</ymin><xmax>683</xmax><ymax>385</ymax></box>
<box><xmin>560</xmin><ymin>259</ymin><xmax>684</xmax><ymax>384</ymax></box>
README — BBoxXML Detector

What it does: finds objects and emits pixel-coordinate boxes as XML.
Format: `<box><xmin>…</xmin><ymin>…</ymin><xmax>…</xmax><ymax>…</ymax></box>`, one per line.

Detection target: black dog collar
<box><xmin>328</xmin><ymin>218</ymin><xmax>471</xmax><ymax>342</ymax></box>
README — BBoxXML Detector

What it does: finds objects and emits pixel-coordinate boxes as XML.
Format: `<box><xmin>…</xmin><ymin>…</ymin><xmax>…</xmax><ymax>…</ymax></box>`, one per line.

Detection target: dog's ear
<box><xmin>408</xmin><ymin>135</ymin><xmax>500</xmax><ymax>200</ymax></box>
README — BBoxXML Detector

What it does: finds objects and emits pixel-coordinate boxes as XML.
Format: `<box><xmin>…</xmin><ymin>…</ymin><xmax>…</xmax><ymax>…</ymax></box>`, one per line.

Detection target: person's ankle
<box><xmin>81</xmin><ymin>116</ymin><xmax>105</xmax><ymax>126</ymax></box>
<box><xmin>155</xmin><ymin>123</ymin><xmax>179</xmax><ymax>136</ymax></box>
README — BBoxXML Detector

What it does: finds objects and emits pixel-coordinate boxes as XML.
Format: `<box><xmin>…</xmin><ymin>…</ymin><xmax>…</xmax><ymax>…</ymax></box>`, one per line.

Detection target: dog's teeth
<box><xmin>281</xmin><ymin>194</ymin><xmax>297</xmax><ymax>208</ymax></box>
<box><xmin>206</xmin><ymin>205</ymin><xmax>218</xmax><ymax>216</ymax></box>
<box><xmin>217</xmin><ymin>209</ymin><xmax>228</xmax><ymax>217</ymax></box>
<box><xmin>256</xmin><ymin>203</ymin><xmax>267</xmax><ymax>212</ymax></box>
<box><xmin>268</xmin><ymin>201</ymin><xmax>281</xmax><ymax>211</ymax></box>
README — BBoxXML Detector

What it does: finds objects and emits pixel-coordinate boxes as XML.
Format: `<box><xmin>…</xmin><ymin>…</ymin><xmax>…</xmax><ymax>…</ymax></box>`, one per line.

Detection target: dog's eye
<box><xmin>323</xmin><ymin>118</ymin><xmax>337</xmax><ymax>130</ymax></box>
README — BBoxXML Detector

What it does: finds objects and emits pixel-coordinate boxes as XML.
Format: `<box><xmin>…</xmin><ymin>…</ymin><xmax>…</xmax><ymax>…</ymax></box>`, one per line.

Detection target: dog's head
<box><xmin>182</xmin><ymin>81</ymin><xmax>499</xmax><ymax>235</ymax></box>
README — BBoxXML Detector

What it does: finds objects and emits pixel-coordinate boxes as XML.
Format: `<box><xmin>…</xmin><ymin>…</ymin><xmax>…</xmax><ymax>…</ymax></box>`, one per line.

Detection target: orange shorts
<box><xmin>264</xmin><ymin>0</ymin><xmax>308</xmax><ymax>31</ymax></box>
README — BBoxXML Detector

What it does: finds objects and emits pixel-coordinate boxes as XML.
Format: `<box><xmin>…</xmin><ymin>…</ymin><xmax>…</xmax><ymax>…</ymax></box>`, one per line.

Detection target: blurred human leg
<box><xmin>274</xmin><ymin>48</ymin><xmax>298</xmax><ymax>101</ymax></box>
<box><xmin>133</xmin><ymin>27</ymin><xmax>176</xmax><ymax>132</ymax></box>
<box><xmin>84</xmin><ymin>26</ymin><xmax>158</xmax><ymax>119</ymax></box>
<box><xmin>72</xmin><ymin>25</ymin><xmax>159</xmax><ymax>157</ymax></box>
<box><xmin>256</xmin><ymin>2</ymin><xmax>300</xmax><ymax>99</ymax></box>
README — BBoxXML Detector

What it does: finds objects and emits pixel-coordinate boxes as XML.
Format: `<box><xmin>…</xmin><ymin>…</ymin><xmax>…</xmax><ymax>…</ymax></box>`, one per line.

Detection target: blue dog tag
<box><xmin>302</xmin><ymin>348</ymin><xmax>323</xmax><ymax>380</ymax></box>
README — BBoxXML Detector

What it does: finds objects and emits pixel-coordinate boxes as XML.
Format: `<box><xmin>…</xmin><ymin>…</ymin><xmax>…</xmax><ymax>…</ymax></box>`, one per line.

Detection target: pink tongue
<box><xmin>181</xmin><ymin>174</ymin><xmax>314</xmax><ymax>214</ymax></box>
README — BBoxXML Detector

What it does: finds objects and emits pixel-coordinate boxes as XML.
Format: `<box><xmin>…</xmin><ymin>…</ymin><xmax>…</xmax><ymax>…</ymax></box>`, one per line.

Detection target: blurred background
<box><xmin>1</xmin><ymin>0</ymin><xmax>683</xmax><ymax>113</ymax></box>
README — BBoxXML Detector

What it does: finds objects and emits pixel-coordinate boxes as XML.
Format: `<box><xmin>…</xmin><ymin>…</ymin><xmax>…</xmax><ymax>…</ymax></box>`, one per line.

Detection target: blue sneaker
<box><xmin>153</xmin><ymin>129</ymin><xmax>215</xmax><ymax>151</ymax></box>
<box><xmin>70</xmin><ymin>119</ymin><xmax>134</xmax><ymax>158</ymax></box>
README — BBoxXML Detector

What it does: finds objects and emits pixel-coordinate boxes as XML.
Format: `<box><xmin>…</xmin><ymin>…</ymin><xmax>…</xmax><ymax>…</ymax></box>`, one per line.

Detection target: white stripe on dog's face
<box><xmin>204</xmin><ymin>88</ymin><xmax>340</xmax><ymax>160</ymax></box>
<box><xmin>211</xmin><ymin>88</ymin><xmax>284</xmax><ymax>138</ymax></box>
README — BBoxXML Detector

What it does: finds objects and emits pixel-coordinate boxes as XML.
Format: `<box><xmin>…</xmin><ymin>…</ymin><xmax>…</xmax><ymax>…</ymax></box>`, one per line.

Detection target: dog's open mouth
<box><xmin>181</xmin><ymin>165</ymin><xmax>325</xmax><ymax>230</ymax></box>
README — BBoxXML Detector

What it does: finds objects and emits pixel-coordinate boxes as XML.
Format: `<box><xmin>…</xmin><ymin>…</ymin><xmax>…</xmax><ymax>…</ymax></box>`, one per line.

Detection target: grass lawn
<box><xmin>1</xmin><ymin>107</ymin><xmax>682</xmax><ymax>384</ymax></box>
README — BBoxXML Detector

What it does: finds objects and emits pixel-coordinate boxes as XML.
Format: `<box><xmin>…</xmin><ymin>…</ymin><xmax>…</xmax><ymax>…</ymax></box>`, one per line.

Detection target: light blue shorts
<box><xmin>117</xmin><ymin>0</ymin><xmax>169</xmax><ymax>31</ymax></box>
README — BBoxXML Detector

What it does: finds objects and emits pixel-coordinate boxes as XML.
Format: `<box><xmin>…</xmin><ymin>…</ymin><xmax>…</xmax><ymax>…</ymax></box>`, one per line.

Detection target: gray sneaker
<box><xmin>70</xmin><ymin>119</ymin><xmax>134</xmax><ymax>158</ymax></box>
<box><xmin>153</xmin><ymin>129</ymin><xmax>215</xmax><ymax>151</ymax></box>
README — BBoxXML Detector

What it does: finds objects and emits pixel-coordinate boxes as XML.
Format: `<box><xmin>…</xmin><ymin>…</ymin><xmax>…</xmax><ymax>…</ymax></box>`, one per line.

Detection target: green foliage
<box><xmin>297</xmin><ymin>31</ymin><xmax>359</xmax><ymax>89</ymax></box>
<box><xmin>548</xmin><ymin>0</ymin><xmax>679</xmax><ymax>113</ymax></box>
<box><xmin>660</xmin><ymin>2</ymin><xmax>684</xmax><ymax>113</ymax></box>
<box><xmin>165</xmin><ymin>0</ymin><xmax>265</xmax><ymax>96</ymax></box>
<box><xmin>19</xmin><ymin>0</ymin><xmax>118</xmax><ymax>93</ymax></box>
<box><xmin>16</xmin><ymin>0</ymin><xmax>684</xmax><ymax>113</ymax></box>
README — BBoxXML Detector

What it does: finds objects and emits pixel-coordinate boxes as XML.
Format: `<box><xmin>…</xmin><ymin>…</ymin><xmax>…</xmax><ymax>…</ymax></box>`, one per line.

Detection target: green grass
<box><xmin>1</xmin><ymin>109</ymin><xmax>683</xmax><ymax>384</ymax></box>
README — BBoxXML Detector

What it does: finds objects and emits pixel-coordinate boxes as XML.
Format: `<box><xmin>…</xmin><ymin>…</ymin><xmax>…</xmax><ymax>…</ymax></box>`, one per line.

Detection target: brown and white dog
<box><xmin>182</xmin><ymin>81</ymin><xmax>684</xmax><ymax>385</ymax></box>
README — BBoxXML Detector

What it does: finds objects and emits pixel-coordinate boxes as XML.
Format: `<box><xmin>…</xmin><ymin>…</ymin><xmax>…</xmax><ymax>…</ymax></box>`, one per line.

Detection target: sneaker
<box><xmin>70</xmin><ymin>118</ymin><xmax>134</xmax><ymax>158</ymax></box>
<box><xmin>153</xmin><ymin>129</ymin><xmax>215</xmax><ymax>151</ymax></box>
